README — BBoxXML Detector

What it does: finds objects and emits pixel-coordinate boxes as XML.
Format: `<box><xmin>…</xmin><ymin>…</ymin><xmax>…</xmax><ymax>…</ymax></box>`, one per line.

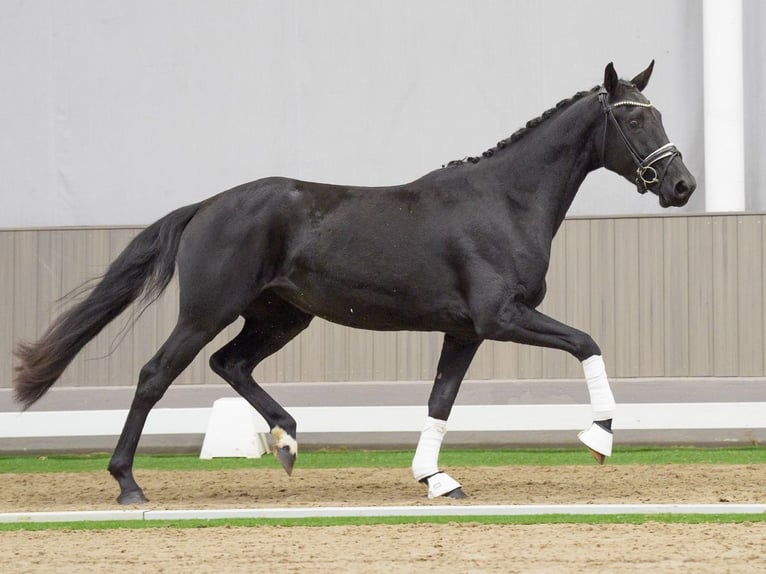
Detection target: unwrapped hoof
<box><xmin>445</xmin><ymin>486</ymin><xmax>467</xmax><ymax>499</ymax></box>
<box><xmin>117</xmin><ymin>489</ymin><xmax>148</xmax><ymax>505</ymax></box>
<box><xmin>586</xmin><ymin>447</ymin><xmax>606</xmax><ymax>465</ymax></box>
<box><xmin>275</xmin><ymin>445</ymin><xmax>296</xmax><ymax>476</ymax></box>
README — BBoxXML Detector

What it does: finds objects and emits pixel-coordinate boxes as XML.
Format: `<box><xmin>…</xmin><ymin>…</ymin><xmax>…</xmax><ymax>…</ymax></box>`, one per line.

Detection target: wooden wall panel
<box><xmin>400</xmin><ymin>331</ymin><xmax>426</xmax><ymax>381</ymax></box>
<box><xmin>300</xmin><ymin>321</ymin><xmax>326</xmax><ymax>382</ymax></box>
<box><xmin>35</xmin><ymin>231</ymin><xmax>61</xmax><ymax>337</ymax></box>
<box><xmin>687</xmin><ymin>217</ymin><xmax>715</xmax><ymax>376</ymax></box>
<box><xmin>371</xmin><ymin>329</ymin><xmax>398</xmax><ymax>381</ymax></box>
<box><xmin>737</xmin><ymin>216</ymin><xmax>764</xmax><ymax>375</ymax></box>
<box><xmin>2</xmin><ymin>214</ymin><xmax>765</xmax><ymax>388</ymax></box>
<box><xmin>613</xmin><ymin>218</ymin><xmax>640</xmax><ymax>376</ymax></box>
<box><xmin>763</xmin><ymin>215</ymin><xmax>766</xmax><ymax>378</ymax></box>
<box><xmin>466</xmin><ymin>335</ymin><xmax>494</xmax><ymax>380</ymax></box>
<box><xmin>348</xmin><ymin>329</ymin><xmax>375</xmax><ymax>382</ymax></box>
<box><xmin>663</xmin><ymin>217</ymin><xmax>689</xmax><ymax>376</ymax></box>
<box><xmin>711</xmin><ymin>217</ymin><xmax>739</xmax><ymax>375</ymax></box>
<box><xmin>638</xmin><ymin>218</ymin><xmax>665</xmax><ymax>376</ymax></box>
<box><xmin>590</xmin><ymin>219</ymin><xmax>616</xmax><ymax>374</ymax></box>
<box><xmin>13</xmin><ymin>231</ymin><xmax>39</xmax><ymax>350</ymax></box>
<box><xmin>490</xmin><ymin>338</ymin><xmax>518</xmax><ymax>382</ymax></box>
<box><xmin>0</xmin><ymin>233</ymin><xmax>14</xmax><ymax>387</ymax></box>
<box><xmin>324</xmin><ymin>323</ymin><xmax>350</xmax><ymax>382</ymax></box>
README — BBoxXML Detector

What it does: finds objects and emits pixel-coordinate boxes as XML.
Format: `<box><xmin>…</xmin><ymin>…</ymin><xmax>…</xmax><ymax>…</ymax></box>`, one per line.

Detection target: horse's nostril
<box><xmin>676</xmin><ymin>180</ymin><xmax>693</xmax><ymax>196</ymax></box>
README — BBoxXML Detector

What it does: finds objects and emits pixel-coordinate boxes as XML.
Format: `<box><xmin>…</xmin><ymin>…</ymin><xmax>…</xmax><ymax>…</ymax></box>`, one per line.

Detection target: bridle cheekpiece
<box><xmin>598</xmin><ymin>87</ymin><xmax>680</xmax><ymax>194</ymax></box>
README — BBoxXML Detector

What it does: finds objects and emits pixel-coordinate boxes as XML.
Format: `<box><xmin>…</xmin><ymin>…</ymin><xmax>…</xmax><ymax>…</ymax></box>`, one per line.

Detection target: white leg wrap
<box><xmin>579</xmin><ymin>355</ymin><xmax>615</xmax><ymax>458</ymax></box>
<box><xmin>411</xmin><ymin>417</ymin><xmax>447</xmax><ymax>481</ymax></box>
<box><xmin>582</xmin><ymin>355</ymin><xmax>616</xmax><ymax>421</ymax></box>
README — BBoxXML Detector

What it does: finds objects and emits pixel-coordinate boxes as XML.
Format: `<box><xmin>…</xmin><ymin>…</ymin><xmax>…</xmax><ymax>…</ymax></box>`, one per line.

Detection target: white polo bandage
<box><xmin>411</xmin><ymin>416</ymin><xmax>447</xmax><ymax>481</ymax></box>
<box><xmin>582</xmin><ymin>355</ymin><xmax>616</xmax><ymax>421</ymax></box>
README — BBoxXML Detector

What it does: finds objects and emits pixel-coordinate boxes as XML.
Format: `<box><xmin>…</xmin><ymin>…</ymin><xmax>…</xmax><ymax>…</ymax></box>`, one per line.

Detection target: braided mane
<box><xmin>444</xmin><ymin>85</ymin><xmax>601</xmax><ymax>167</ymax></box>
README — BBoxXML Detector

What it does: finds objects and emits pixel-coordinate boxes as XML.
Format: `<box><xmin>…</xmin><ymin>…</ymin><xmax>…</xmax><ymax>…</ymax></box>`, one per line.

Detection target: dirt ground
<box><xmin>2</xmin><ymin>464</ymin><xmax>765</xmax><ymax>573</ymax></box>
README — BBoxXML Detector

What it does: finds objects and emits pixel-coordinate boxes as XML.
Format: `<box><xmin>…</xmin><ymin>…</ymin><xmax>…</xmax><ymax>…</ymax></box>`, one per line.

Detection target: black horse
<box><xmin>15</xmin><ymin>62</ymin><xmax>695</xmax><ymax>503</ymax></box>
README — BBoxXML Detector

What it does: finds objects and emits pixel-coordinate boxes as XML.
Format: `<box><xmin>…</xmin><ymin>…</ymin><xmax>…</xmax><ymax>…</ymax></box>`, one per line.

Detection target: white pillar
<box><xmin>702</xmin><ymin>0</ymin><xmax>745</xmax><ymax>212</ymax></box>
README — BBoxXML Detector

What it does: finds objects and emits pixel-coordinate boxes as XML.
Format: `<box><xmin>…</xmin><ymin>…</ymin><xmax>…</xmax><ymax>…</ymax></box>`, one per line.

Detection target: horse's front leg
<box><xmin>577</xmin><ymin>354</ymin><xmax>616</xmax><ymax>463</ymax></box>
<box><xmin>479</xmin><ymin>300</ymin><xmax>616</xmax><ymax>463</ymax></box>
<box><xmin>413</xmin><ymin>334</ymin><xmax>481</xmax><ymax>498</ymax></box>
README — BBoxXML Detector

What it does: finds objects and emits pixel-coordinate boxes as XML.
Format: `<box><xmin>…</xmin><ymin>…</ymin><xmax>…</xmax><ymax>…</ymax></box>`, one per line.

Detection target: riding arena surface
<box><xmin>2</xmin><ymin>463</ymin><xmax>765</xmax><ymax>573</ymax></box>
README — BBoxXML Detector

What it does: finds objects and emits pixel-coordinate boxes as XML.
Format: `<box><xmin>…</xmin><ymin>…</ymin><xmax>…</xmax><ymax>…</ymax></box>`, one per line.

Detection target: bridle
<box><xmin>598</xmin><ymin>87</ymin><xmax>681</xmax><ymax>194</ymax></box>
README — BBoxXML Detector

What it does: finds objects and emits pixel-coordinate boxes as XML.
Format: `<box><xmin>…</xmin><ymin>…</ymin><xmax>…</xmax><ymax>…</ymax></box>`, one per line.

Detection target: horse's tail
<box><xmin>13</xmin><ymin>202</ymin><xmax>203</xmax><ymax>409</ymax></box>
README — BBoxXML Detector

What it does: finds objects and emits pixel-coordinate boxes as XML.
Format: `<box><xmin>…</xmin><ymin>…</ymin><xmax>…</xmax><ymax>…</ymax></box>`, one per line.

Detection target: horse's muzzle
<box><xmin>659</xmin><ymin>176</ymin><xmax>696</xmax><ymax>207</ymax></box>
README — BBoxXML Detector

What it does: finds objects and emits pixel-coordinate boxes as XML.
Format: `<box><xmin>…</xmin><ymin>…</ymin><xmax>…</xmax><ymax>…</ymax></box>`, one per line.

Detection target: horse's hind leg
<box><xmin>108</xmin><ymin>320</ymin><xmax>221</xmax><ymax>504</ymax></box>
<box><xmin>413</xmin><ymin>334</ymin><xmax>481</xmax><ymax>499</ymax></box>
<box><xmin>209</xmin><ymin>296</ymin><xmax>313</xmax><ymax>476</ymax></box>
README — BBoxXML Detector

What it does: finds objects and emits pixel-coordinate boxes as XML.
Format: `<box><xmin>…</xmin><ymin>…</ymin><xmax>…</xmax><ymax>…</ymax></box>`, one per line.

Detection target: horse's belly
<box><xmin>271</xmin><ymin>274</ymin><xmax>474</xmax><ymax>334</ymax></box>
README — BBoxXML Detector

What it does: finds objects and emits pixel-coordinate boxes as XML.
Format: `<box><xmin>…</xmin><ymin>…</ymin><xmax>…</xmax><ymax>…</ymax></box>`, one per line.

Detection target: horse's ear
<box><xmin>604</xmin><ymin>62</ymin><xmax>618</xmax><ymax>93</ymax></box>
<box><xmin>631</xmin><ymin>60</ymin><xmax>655</xmax><ymax>92</ymax></box>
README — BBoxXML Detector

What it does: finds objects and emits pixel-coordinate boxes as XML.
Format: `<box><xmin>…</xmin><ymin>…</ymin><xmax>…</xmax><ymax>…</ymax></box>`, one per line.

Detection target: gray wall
<box><xmin>10</xmin><ymin>0</ymin><xmax>765</xmax><ymax>228</ymax></box>
<box><xmin>3</xmin><ymin>212</ymin><xmax>765</xmax><ymax>389</ymax></box>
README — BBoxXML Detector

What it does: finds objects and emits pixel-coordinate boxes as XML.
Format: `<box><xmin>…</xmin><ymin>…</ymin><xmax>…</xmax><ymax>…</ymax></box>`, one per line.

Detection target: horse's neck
<box><xmin>488</xmin><ymin>96</ymin><xmax>602</xmax><ymax>232</ymax></box>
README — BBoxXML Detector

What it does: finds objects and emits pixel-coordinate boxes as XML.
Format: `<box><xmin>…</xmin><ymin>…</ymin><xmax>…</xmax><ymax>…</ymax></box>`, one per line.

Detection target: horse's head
<box><xmin>599</xmin><ymin>61</ymin><xmax>696</xmax><ymax>207</ymax></box>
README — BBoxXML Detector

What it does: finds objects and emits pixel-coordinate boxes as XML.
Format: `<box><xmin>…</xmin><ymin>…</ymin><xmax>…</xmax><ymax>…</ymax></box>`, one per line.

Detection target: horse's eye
<box><xmin>629</xmin><ymin>119</ymin><xmax>640</xmax><ymax>129</ymax></box>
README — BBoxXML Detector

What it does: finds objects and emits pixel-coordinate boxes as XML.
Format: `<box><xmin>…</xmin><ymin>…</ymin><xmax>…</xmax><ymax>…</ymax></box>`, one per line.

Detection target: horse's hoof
<box><xmin>445</xmin><ymin>486</ymin><xmax>467</xmax><ymax>499</ymax></box>
<box><xmin>275</xmin><ymin>445</ymin><xmax>296</xmax><ymax>476</ymax></box>
<box><xmin>577</xmin><ymin>421</ymin><xmax>612</xmax><ymax>464</ymax></box>
<box><xmin>425</xmin><ymin>471</ymin><xmax>463</xmax><ymax>499</ymax></box>
<box><xmin>587</xmin><ymin>447</ymin><xmax>606</xmax><ymax>465</ymax></box>
<box><xmin>117</xmin><ymin>489</ymin><xmax>148</xmax><ymax>505</ymax></box>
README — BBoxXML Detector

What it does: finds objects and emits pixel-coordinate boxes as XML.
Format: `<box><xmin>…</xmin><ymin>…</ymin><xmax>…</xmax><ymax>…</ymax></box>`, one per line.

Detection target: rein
<box><xmin>598</xmin><ymin>88</ymin><xmax>680</xmax><ymax>194</ymax></box>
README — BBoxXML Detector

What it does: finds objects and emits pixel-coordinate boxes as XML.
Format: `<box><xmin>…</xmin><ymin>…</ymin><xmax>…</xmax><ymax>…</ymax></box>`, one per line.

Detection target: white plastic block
<box><xmin>199</xmin><ymin>398</ymin><xmax>269</xmax><ymax>459</ymax></box>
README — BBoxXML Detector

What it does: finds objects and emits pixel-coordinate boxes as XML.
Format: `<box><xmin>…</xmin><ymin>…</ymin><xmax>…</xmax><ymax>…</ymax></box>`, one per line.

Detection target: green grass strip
<box><xmin>1</xmin><ymin>513</ymin><xmax>765</xmax><ymax>532</ymax></box>
<box><xmin>1</xmin><ymin>446</ymin><xmax>764</xmax><ymax>474</ymax></box>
